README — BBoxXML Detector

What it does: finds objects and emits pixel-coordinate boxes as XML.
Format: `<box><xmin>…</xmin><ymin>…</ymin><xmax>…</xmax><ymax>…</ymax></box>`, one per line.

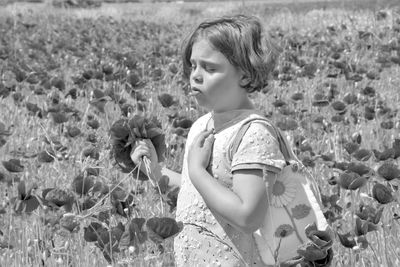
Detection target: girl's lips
<box><xmin>189</xmin><ymin>87</ymin><xmax>202</xmax><ymax>96</ymax></box>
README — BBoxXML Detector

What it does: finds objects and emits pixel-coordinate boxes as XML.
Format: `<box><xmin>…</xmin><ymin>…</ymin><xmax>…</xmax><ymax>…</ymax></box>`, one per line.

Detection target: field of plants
<box><xmin>0</xmin><ymin>1</ymin><xmax>400</xmax><ymax>266</ymax></box>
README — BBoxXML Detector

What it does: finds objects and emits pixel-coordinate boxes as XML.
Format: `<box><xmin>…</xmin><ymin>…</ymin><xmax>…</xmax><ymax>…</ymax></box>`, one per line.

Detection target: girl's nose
<box><xmin>191</xmin><ymin>68</ymin><xmax>203</xmax><ymax>84</ymax></box>
<box><xmin>193</xmin><ymin>75</ymin><xmax>203</xmax><ymax>84</ymax></box>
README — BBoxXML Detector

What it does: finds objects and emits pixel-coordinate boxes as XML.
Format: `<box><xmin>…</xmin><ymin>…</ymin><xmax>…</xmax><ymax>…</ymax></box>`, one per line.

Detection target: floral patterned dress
<box><xmin>174</xmin><ymin>109</ymin><xmax>288</xmax><ymax>267</ymax></box>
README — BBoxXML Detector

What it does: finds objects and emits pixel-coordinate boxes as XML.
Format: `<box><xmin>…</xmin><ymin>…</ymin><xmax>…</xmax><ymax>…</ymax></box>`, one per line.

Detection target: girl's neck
<box><xmin>213</xmin><ymin>97</ymin><xmax>255</xmax><ymax>114</ymax></box>
<box><xmin>208</xmin><ymin>98</ymin><xmax>259</xmax><ymax>133</ymax></box>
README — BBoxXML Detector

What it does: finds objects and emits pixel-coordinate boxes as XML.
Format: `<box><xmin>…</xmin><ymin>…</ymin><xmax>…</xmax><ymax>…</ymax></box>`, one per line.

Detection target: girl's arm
<box><xmin>189</xmin><ymin>166</ymin><xmax>271</xmax><ymax>234</ymax></box>
<box><xmin>160</xmin><ymin>165</ymin><xmax>181</xmax><ymax>187</ymax></box>
<box><xmin>151</xmin><ymin>163</ymin><xmax>181</xmax><ymax>187</ymax></box>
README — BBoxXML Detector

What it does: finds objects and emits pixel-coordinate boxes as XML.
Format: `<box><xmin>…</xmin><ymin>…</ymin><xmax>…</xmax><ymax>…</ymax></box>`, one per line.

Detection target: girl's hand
<box><xmin>188</xmin><ymin>129</ymin><xmax>215</xmax><ymax>173</ymax></box>
<box><xmin>130</xmin><ymin>139</ymin><xmax>159</xmax><ymax>175</ymax></box>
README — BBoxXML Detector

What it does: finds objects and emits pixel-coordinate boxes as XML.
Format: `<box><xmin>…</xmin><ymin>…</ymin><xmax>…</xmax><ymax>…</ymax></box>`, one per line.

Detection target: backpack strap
<box><xmin>230</xmin><ymin>117</ymin><xmax>297</xmax><ymax>166</ymax></box>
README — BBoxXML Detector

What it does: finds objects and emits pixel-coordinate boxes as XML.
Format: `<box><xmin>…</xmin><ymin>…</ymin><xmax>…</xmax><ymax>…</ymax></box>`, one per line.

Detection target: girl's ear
<box><xmin>239</xmin><ymin>72</ymin><xmax>251</xmax><ymax>87</ymax></box>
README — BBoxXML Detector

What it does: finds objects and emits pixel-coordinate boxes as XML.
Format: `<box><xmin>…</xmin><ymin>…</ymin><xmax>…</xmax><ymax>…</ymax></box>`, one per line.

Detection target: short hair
<box><xmin>181</xmin><ymin>14</ymin><xmax>282</xmax><ymax>93</ymax></box>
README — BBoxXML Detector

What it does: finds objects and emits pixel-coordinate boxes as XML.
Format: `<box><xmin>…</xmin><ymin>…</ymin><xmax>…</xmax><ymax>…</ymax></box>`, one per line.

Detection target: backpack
<box><xmin>229</xmin><ymin>117</ymin><xmax>334</xmax><ymax>266</ymax></box>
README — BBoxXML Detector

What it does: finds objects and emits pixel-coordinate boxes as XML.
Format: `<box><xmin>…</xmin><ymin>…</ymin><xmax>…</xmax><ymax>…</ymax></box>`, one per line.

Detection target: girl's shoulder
<box><xmin>234</xmin><ymin>112</ymin><xmax>276</xmax><ymax>134</ymax></box>
<box><xmin>186</xmin><ymin>112</ymin><xmax>212</xmax><ymax>140</ymax></box>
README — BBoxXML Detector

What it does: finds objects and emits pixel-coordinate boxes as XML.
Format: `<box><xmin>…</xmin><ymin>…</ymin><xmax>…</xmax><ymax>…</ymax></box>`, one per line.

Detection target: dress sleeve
<box><xmin>230</xmin><ymin>121</ymin><xmax>287</xmax><ymax>174</ymax></box>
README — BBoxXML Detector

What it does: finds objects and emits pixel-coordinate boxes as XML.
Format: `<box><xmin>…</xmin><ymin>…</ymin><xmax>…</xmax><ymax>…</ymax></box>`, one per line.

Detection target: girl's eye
<box><xmin>205</xmin><ymin>66</ymin><xmax>215</xmax><ymax>72</ymax></box>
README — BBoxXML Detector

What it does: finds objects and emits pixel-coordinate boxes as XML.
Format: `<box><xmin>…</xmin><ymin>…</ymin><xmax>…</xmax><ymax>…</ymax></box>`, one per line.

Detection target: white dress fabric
<box><xmin>174</xmin><ymin>109</ymin><xmax>287</xmax><ymax>267</ymax></box>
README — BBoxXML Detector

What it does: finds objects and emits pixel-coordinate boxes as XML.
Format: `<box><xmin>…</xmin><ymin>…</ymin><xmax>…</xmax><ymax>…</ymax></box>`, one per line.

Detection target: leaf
<box><xmin>292</xmin><ymin>204</ymin><xmax>312</xmax><ymax>220</ymax></box>
<box><xmin>14</xmin><ymin>196</ymin><xmax>40</xmax><ymax>213</ymax></box>
<box><xmin>156</xmin><ymin>175</ymin><xmax>169</xmax><ymax>195</ymax></box>
<box><xmin>72</xmin><ymin>173</ymin><xmax>95</xmax><ymax>195</ymax></box>
<box><xmin>297</xmin><ymin>242</ymin><xmax>328</xmax><ymax>261</ymax></box>
<box><xmin>84</xmin><ymin>222</ymin><xmax>107</xmax><ymax>242</ymax></box>
<box><xmin>119</xmin><ymin>218</ymin><xmax>147</xmax><ymax>251</ymax></box>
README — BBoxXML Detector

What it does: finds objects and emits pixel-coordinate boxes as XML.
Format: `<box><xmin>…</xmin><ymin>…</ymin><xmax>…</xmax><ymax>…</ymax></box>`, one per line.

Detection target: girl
<box><xmin>131</xmin><ymin>15</ymin><xmax>329</xmax><ymax>266</ymax></box>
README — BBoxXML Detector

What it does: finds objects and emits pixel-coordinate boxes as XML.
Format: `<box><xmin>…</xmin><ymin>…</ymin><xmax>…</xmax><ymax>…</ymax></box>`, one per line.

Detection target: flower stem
<box><xmin>283</xmin><ymin>205</ymin><xmax>304</xmax><ymax>244</ymax></box>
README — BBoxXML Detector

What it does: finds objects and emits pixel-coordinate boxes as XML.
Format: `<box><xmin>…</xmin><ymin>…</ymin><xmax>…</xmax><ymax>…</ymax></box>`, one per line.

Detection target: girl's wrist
<box><xmin>188</xmin><ymin>165</ymin><xmax>206</xmax><ymax>180</ymax></box>
<box><xmin>151</xmin><ymin>162</ymin><xmax>163</xmax><ymax>181</ymax></box>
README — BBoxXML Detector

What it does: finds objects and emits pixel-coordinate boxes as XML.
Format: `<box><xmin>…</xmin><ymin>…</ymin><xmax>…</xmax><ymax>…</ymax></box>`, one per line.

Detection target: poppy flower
<box><xmin>343</xmin><ymin>93</ymin><xmax>358</xmax><ymax>104</ymax></box>
<box><xmin>110</xmin><ymin>114</ymin><xmax>166</xmax><ymax>178</ymax></box>
<box><xmin>87</xmin><ymin>117</ymin><xmax>100</xmax><ymax>130</ymax></box>
<box><xmin>381</xmin><ymin>120</ymin><xmax>394</xmax><ymax>129</ymax></box>
<box><xmin>2</xmin><ymin>159</ymin><xmax>24</xmax><ymax>173</ymax></box>
<box><xmin>347</xmin><ymin>162</ymin><xmax>372</xmax><ymax>176</ymax></box>
<box><xmin>337</xmin><ymin>232</ymin><xmax>356</xmax><ymax>248</ymax></box>
<box><xmin>276</xmin><ymin>118</ymin><xmax>298</xmax><ymax>131</ymax></box>
<box><xmin>312</xmin><ymin>93</ymin><xmax>329</xmax><ymax>107</ymax></box>
<box><xmin>172</xmin><ymin>118</ymin><xmax>193</xmax><ymax>129</ymax></box>
<box><xmin>352</xmin><ymin>149</ymin><xmax>372</xmax><ymax>161</ymax></box>
<box><xmin>332</xmin><ymin>161</ymin><xmax>349</xmax><ymax>171</ymax></box>
<box><xmin>168</xmin><ymin>63</ymin><xmax>178</xmax><ymax>74</ymax></box>
<box><xmin>272</xmin><ymin>99</ymin><xmax>287</xmax><ymax>108</ymax></box>
<box><xmin>343</xmin><ymin>142</ymin><xmax>359</xmax><ymax>155</ymax></box>
<box><xmin>41</xmin><ymin>187</ymin><xmax>75</xmax><ymax>211</ymax></box>
<box><xmin>364</xmin><ymin>106</ymin><xmax>375</xmax><ymax>120</ymax></box>
<box><xmin>102</xmin><ymin>64</ymin><xmax>114</xmax><ymax>75</ymax></box>
<box><xmin>373</xmin><ymin>148</ymin><xmax>395</xmax><ymax>161</ymax></box>
<box><xmin>361</xmin><ymin>86</ymin><xmax>376</xmax><ymax>97</ymax></box>
<box><xmin>356</xmin><ymin>203</ymin><xmax>383</xmax><ymax>225</ymax></box>
<box><xmin>37</xmin><ymin>150</ymin><xmax>55</xmax><ymax>163</ymax></box>
<box><xmin>51</xmin><ymin>112</ymin><xmax>68</xmax><ymax>124</ymax></box>
<box><xmin>158</xmin><ymin>93</ymin><xmax>176</xmax><ymax>108</ymax></box>
<box><xmin>126</xmin><ymin>72</ymin><xmax>144</xmax><ymax>88</ymax></box>
<box><xmin>89</xmin><ymin>89</ymin><xmax>111</xmax><ymax>113</ymax></box>
<box><xmin>377</xmin><ymin>162</ymin><xmax>400</xmax><ymax>181</ymax></box>
<box><xmin>372</xmin><ymin>183</ymin><xmax>393</xmax><ymax>204</ymax></box>
<box><xmin>304</xmin><ymin>222</ymin><xmax>333</xmax><ymax>250</ymax></box>
<box><xmin>82</xmin><ymin>69</ymin><xmax>94</xmax><ymax>80</ymax></box>
<box><xmin>331</xmin><ymin>114</ymin><xmax>344</xmax><ymax>123</ymax></box>
<box><xmin>145</xmin><ymin>217</ymin><xmax>183</xmax><ymax>244</ymax></box>
<box><xmin>25</xmin><ymin>102</ymin><xmax>41</xmax><ymax>115</ymax></box>
<box><xmin>338</xmin><ymin>171</ymin><xmax>367</xmax><ymax>190</ymax></box>
<box><xmin>66</xmin><ymin>125</ymin><xmax>81</xmax><ymax>138</ymax></box>
<box><xmin>331</xmin><ymin>101</ymin><xmax>347</xmax><ymax>114</ymax></box>
<box><xmin>50</xmin><ymin>76</ymin><xmax>65</xmax><ymax>91</ymax></box>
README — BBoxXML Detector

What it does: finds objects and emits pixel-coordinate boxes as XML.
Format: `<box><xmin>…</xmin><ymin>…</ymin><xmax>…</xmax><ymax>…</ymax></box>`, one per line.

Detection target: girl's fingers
<box><xmin>203</xmin><ymin>133</ymin><xmax>215</xmax><ymax>147</ymax></box>
<box><xmin>131</xmin><ymin>148</ymin><xmax>150</xmax><ymax>160</ymax></box>
<box><xmin>194</xmin><ymin>129</ymin><xmax>214</xmax><ymax>147</ymax></box>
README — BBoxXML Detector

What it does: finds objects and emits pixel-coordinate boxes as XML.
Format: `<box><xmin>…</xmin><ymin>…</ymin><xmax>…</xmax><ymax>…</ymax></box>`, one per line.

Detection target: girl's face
<box><xmin>189</xmin><ymin>38</ymin><xmax>249</xmax><ymax>113</ymax></box>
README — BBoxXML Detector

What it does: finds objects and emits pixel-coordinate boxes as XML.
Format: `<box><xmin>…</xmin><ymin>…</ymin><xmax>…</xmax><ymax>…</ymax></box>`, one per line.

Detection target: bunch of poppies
<box><xmin>110</xmin><ymin>114</ymin><xmax>166</xmax><ymax>181</ymax></box>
